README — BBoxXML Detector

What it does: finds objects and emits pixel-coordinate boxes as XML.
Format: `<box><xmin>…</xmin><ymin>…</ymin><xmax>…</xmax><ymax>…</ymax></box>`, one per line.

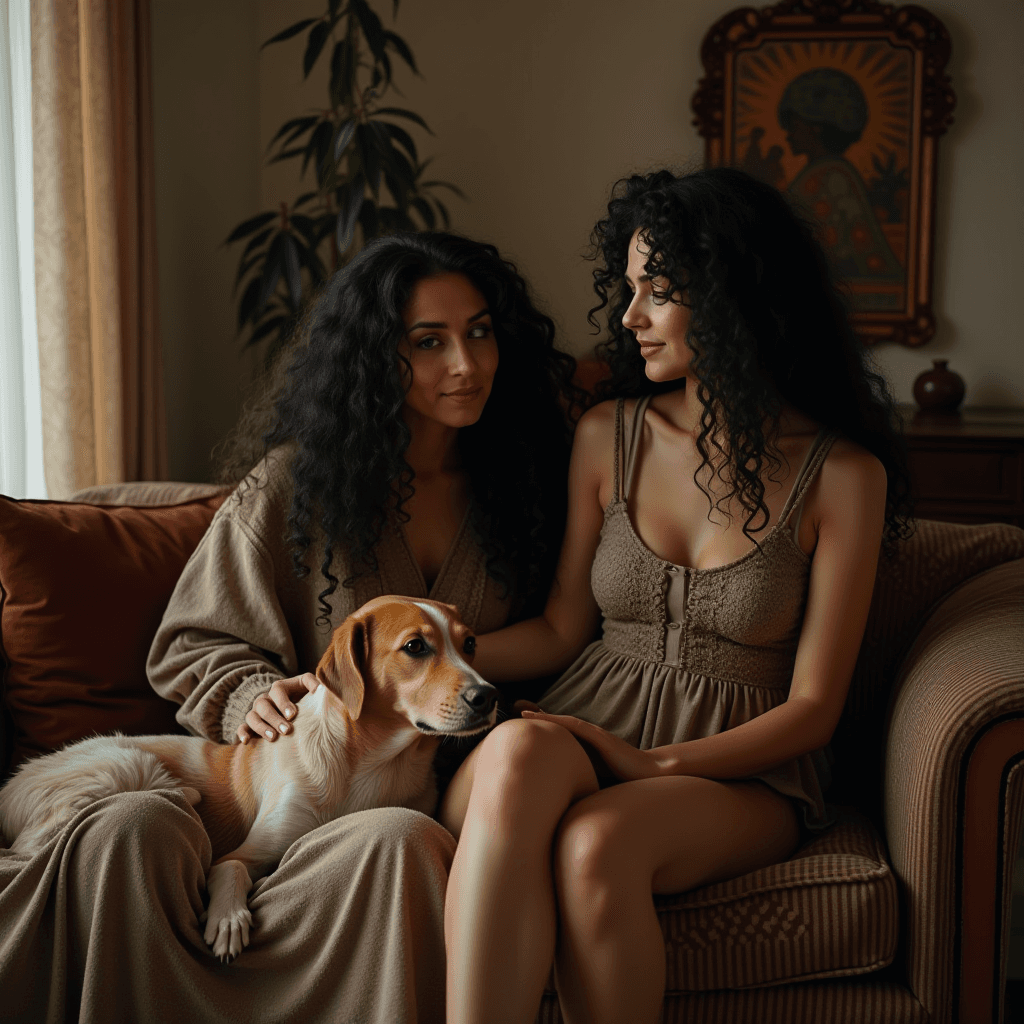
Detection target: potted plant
<box><xmin>225</xmin><ymin>0</ymin><xmax>462</xmax><ymax>363</ymax></box>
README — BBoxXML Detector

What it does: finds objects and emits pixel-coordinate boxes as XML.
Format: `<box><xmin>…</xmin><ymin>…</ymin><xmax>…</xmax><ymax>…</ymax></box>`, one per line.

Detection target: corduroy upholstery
<box><xmin>538</xmin><ymin>982</ymin><xmax>930</xmax><ymax>1024</ymax></box>
<box><xmin>657</xmin><ymin>809</ymin><xmax>897</xmax><ymax>991</ymax></box>
<box><xmin>885</xmin><ymin>560</ymin><xmax>1024</xmax><ymax>1024</ymax></box>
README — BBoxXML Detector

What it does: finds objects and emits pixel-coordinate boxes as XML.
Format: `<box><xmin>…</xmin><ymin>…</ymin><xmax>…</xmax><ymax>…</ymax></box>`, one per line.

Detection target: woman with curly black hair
<box><xmin>440</xmin><ymin>167</ymin><xmax>911</xmax><ymax>1024</ymax></box>
<box><xmin>153</xmin><ymin>230</ymin><xmax>579</xmax><ymax>745</ymax></box>
<box><xmin>0</xmin><ymin>233</ymin><xmax>578</xmax><ymax>1024</ymax></box>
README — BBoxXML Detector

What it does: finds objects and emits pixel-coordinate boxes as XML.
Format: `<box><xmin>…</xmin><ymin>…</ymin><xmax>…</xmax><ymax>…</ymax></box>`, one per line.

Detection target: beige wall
<box><xmin>152</xmin><ymin>0</ymin><xmax>1024</xmax><ymax>478</ymax></box>
<box><xmin>151</xmin><ymin>0</ymin><xmax>262</xmax><ymax>482</ymax></box>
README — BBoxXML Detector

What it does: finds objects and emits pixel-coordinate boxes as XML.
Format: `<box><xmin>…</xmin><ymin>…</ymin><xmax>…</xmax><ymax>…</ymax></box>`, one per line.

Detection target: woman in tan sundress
<box><xmin>440</xmin><ymin>167</ymin><xmax>912</xmax><ymax>1024</ymax></box>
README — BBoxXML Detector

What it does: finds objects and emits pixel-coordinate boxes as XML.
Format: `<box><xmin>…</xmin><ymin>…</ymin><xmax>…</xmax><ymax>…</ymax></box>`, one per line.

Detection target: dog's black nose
<box><xmin>461</xmin><ymin>683</ymin><xmax>497</xmax><ymax>716</ymax></box>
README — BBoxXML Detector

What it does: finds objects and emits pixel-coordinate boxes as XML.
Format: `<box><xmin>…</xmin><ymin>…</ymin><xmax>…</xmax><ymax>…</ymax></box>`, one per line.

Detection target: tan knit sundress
<box><xmin>541</xmin><ymin>396</ymin><xmax>837</xmax><ymax>831</ymax></box>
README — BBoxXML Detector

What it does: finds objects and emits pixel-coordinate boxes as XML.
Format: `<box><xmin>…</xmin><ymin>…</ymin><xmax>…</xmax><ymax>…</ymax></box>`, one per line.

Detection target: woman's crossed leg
<box><xmin>440</xmin><ymin>718</ymin><xmax>599</xmax><ymax>1024</ymax></box>
<box><xmin>441</xmin><ymin>720</ymin><xmax>800</xmax><ymax>1024</ymax></box>
<box><xmin>553</xmin><ymin>775</ymin><xmax>800</xmax><ymax>1024</ymax></box>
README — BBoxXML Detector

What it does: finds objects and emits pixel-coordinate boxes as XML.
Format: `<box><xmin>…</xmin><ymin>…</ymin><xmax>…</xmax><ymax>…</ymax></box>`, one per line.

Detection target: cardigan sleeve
<box><xmin>146</xmin><ymin>475</ymin><xmax>300</xmax><ymax>744</ymax></box>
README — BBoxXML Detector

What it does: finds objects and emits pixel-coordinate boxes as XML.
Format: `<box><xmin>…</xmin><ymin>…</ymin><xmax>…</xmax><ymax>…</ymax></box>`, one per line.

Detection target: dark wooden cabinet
<box><xmin>899</xmin><ymin>405</ymin><xmax>1024</xmax><ymax>526</ymax></box>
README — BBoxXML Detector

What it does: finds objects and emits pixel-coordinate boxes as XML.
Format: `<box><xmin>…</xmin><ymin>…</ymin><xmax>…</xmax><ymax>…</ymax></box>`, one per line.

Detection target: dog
<box><xmin>0</xmin><ymin>595</ymin><xmax>498</xmax><ymax>961</ymax></box>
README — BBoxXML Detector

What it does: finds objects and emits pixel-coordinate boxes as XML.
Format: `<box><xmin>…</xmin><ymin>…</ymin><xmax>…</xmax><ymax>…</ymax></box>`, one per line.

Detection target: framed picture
<box><xmin>692</xmin><ymin>0</ymin><xmax>955</xmax><ymax>346</ymax></box>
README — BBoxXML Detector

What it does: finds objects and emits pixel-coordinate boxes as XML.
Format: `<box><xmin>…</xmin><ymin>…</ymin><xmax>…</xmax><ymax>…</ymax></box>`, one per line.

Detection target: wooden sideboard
<box><xmin>899</xmin><ymin>405</ymin><xmax>1024</xmax><ymax>527</ymax></box>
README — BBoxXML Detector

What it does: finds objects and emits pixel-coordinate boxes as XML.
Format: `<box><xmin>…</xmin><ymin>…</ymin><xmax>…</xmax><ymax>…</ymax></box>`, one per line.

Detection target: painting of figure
<box><xmin>731</xmin><ymin>40</ymin><xmax>913</xmax><ymax>312</ymax></box>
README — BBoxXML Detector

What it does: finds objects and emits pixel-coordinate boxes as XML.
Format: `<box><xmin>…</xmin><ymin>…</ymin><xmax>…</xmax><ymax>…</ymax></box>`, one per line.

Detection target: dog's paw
<box><xmin>203</xmin><ymin>905</ymin><xmax>253</xmax><ymax>963</ymax></box>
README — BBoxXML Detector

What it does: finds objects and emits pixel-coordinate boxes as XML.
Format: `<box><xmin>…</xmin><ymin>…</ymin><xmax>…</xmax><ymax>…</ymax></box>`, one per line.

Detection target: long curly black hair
<box><xmin>218</xmin><ymin>232</ymin><xmax>583</xmax><ymax>621</ymax></box>
<box><xmin>589</xmin><ymin>166</ymin><xmax>912</xmax><ymax>548</ymax></box>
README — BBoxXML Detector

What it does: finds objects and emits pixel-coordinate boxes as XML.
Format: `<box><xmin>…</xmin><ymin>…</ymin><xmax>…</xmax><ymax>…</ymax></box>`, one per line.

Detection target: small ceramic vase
<box><xmin>913</xmin><ymin>359</ymin><xmax>965</xmax><ymax>414</ymax></box>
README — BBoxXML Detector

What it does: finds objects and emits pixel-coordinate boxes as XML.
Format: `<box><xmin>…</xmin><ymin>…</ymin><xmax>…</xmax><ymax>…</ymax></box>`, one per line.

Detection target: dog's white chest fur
<box><xmin>295</xmin><ymin>684</ymin><xmax>437</xmax><ymax>821</ymax></box>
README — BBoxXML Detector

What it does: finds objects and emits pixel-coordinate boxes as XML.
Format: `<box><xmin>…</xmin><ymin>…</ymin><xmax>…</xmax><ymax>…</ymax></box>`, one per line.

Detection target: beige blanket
<box><xmin>0</xmin><ymin>789</ymin><xmax>454</xmax><ymax>1023</ymax></box>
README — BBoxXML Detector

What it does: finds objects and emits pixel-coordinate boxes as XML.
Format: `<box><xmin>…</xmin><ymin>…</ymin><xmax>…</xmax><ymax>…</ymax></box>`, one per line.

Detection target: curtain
<box><xmin>32</xmin><ymin>0</ymin><xmax>165</xmax><ymax>498</ymax></box>
<box><xmin>0</xmin><ymin>0</ymin><xmax>45</xmax><ymax>499</ymax></box>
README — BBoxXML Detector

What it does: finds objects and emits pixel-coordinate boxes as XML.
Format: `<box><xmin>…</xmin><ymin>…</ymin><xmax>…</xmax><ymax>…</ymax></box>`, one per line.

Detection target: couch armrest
<box><xmin>884</xmin><ymin>558</ymin><xmax>1024</xmax><ymax>1024</ymax></box>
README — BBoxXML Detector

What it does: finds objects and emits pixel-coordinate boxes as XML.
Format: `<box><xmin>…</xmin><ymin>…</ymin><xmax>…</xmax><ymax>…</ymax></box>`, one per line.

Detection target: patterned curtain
<box><xmin>31</xmin><ymin>0</ymin><xmax>165</xmax><ymax>497</ymax></box>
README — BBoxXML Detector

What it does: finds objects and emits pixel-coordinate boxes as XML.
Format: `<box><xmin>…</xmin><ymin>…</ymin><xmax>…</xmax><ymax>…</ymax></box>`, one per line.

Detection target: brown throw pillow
<box><xmin>0</xmin><ymin>493</ymin><xmax>226</xmax><ymax>775</ymax></box>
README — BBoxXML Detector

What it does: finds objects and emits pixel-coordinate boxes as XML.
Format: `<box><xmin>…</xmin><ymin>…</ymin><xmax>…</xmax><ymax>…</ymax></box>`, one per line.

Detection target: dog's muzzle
<box><xmin>460</xmin><ymin>682</ymin><xmax>498</xmax><ymax>718</ymax></box>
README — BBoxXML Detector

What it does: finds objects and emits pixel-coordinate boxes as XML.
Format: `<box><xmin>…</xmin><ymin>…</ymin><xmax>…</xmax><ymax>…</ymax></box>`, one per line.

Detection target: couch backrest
<box><xmin>830</xmin><ymin>519</ymin><xmax>1024</xmax><ymax>825</ymax></box>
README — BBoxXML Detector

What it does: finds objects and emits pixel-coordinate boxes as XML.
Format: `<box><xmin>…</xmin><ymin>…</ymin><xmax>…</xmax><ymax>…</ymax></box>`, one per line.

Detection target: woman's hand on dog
<box><xmin>238</xmin><ymin>673</ymin><xmax>320</xmax><ymax>744</ymax></box>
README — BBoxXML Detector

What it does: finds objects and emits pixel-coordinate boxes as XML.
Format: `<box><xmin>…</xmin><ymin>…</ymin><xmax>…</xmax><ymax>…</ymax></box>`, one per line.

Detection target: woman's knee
<box><xmin>64</xmin><ymin>790</ymin><xmax>209</xmax><ymax>910</ymax></box>
<box><xmin>291</xmin><ymin>806</ymin><xmax>456</xmax><ymax>873</ymax></box>
<box><xmin>554</xmin><ymin>800</ymin><xmax>647</xmax><ymax>923</ymax></box>
<box><xmin>474</xmin><ymin>718</ymin><xmax>593</xmax><ymax>796</ymax></box>
<box><xmin>74</xmin><ymin>789</ymin><xmax>207</xmax><ymax>856</ymax></box>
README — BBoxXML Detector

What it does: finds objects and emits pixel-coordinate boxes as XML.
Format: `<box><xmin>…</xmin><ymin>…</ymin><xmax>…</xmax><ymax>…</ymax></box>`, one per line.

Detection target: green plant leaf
<box><xmin>303</xmin><ymin>120</ymin><xmax>334</xmax><ymax>180</ymax></box>
<box><xmin>334</xmin><ymin>117</ymin><xmax>356</xmax><ymax>160</ymax></box>
<box><xmin>358</xmin><ymin>199</ymin><xmax>379</xmax><ymax>241</ymax></box>
<box><xmin>377</xmin><ymin>119</ymin><xmax>417</xmax><ymax>165</ymax></box>
<box><xmin>238</xmin><ymin>276</ymin><xmax>263</xmax><ymax>330</ymax></box>
<box><xmin>328</xmin><ymin>0</ymin><xmax>346</xmax><ymax>16</ymax></box>
<box><xmin>239</xmin><ymin>226</ymin><xmax>273</xmax><ymax>262</ymax></box>
<box><xmin>297</xmin><ymin>239</ymin><xmax>328</xmax><ymax>283</ymax></box>
<box><xmin>350</xmin><ymin>0</ymin><xmax>387</xmax><ymax>68</ymax></box>
<box><xmin>224</xmin><ymin>211</ymin><xmax>276</xmax><ymax>244</ymax></box>
<box><xmin>262</xmin><ymin>18</ymin><xmax>319</xmax><ymax>49</ymax></box>
<box><xmin>269</xmin><ymin>145</ymin><xmax>312</xmax><ymax>166</ymax></box>
<box><xmin>383</xmin><ymin>157</ymin><xmax>414</xmax><ymax>209</ymax></box>
<box><xmin>330</xmin><ymin>37</ymin><xmax>358</xmax><ymax>108</ymax></box>
<box><xmin>244</xmin><ymin>314</ymin><xmax>289</xmax><ymax>350</ymax></box>
<box><xmin>377</xmin><ymin>205</ymin><xmax>415</xmax><ymax>232</ymax></box>
<box><xmin>357</xmin><ymin>123</ymin><xmax>383</xmax><ymax>198</ymax></box>
<box><xmin>433</xmin><ymin>198</ymin><xmax>451</xmax><ymax>230</ymax></box>
<box><xmin>420</xmin><ymin>179</ymin><xmax>468</xmax><ymax>200</ymax></box>
<box><xmin>375</xmin><ymin>106</ymin><xmax>433</xmax><ymax>135</ymax></box>
<box><xmin>289</xmin><ymin>213</ymin><xmax>317</xmax><ymax>243</ymax></box>
<box><xmin>409</xmin><ymin>195</ymin><xmax>436</xmax><ymax>230</ymax></box>
<box><xmin>234</xmin><ymin>243</ymin><xmax>272</xmax><ymax>294</ymax></box>
<box><xmin>282</xmin><ymin>233</ymin><xmax>303</xmax><ymax>307</ymax></box>
<box><xmin>336</xmin><ymin>178</ymin><xmax>364</xmax><ymax>253</ymax></box>
<box><xmin>257</xmin><ymin>234</ymin><xmax>285</xmax><ymax>314</ymax></box>
<box><xmin>384</xmin><ymin>31</ymin><xmax>418</xmax><ymax>74</ymax></box>
<box><xmin>303</xmin><ymin>20</ymin><xmax>332</xmax><ymax>77</ymax></box>
<box><xmin>267</xmin><ymin>115</ymin><xmax>319</xmax><ymax>151</ymax></box>
<box><xmin>383</xmin><ymin>144</ymin><xmax>415</xmax><ymax>188</ymax></box>
<box><xmin>293</xmin><ymin>192</ymin><xmax>320</xmax><ymax>209</ymax></box>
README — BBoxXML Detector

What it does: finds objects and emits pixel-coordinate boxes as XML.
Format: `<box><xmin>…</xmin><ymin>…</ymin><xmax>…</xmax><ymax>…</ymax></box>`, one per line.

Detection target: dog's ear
<box><xmin>316</xmin><ymin>616</ymin><xmax>370</xmax><ymax>719</ymax></box>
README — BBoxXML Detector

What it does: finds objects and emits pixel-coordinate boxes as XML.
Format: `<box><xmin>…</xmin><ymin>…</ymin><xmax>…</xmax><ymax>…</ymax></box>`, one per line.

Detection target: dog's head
<box><xmin>315</xmin><ymin>596</ymin><xmax>498</xmax><ymax>736</ymax></box>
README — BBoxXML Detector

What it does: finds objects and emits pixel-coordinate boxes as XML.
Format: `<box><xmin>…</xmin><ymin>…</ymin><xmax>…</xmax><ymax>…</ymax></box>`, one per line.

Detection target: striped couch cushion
<box><xmin>541</xmin><ymin>807</ymin><xmax>896</xmax><ymax>998</ymax></box>
<box><xmin>656</xmin><ymin>807</ymin><xmax>896</xmax><ymax>991</ymax></box>
<box><xmin>538</xmin><ymin>981</ymin><xmax>926</xmax><ymax>1024</ymax></box>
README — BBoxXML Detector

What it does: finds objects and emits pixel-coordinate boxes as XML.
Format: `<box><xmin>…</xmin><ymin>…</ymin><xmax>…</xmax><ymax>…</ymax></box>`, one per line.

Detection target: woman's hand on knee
<box><xmin>237</xmin><ymin>673</ymin><xmax>319</xmax><ymax>744</ymax></box>
<box><xmin>518</xmin><ymin>706</ymin><xmax>661</xmax><ymax>782</ymax></box>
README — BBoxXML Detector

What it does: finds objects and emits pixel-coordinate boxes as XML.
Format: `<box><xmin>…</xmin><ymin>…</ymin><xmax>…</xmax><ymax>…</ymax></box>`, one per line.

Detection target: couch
<box><xmin>1</xmin><ymin>480</ymin><xmax>1022</xmax><ymax>1024</ymax></box>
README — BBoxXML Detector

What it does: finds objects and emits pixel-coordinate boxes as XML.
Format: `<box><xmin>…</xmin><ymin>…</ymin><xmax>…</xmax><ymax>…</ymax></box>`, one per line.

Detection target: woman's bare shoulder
<box><xmin>818</xmin><ymin>436</ymin><xmax>888</xmax><ymax>517</ymax></box>
<box><xmin>574</xmin><ymin>399</ymin><xmax>618</xmax><ymax>448</ymax></box>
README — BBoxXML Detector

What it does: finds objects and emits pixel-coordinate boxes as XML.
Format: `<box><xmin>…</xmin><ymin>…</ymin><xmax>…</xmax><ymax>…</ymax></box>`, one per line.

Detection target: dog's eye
<box><xmin>463</xmin><ymin>637</ymin><xmax>477</xmax><ymax>656</ymax></box>
<box><xmin>403</xmin><ymin>638</ymin><xmax>429</xmax><ymax>657</ymax></box>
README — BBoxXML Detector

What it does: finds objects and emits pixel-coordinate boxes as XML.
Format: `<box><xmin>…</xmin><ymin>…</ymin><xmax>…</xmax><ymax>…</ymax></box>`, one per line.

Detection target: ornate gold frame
<box><xmin>692</xmin><ymin>0</ymin><xmax>955</xmax><ymax>346</ymax></box>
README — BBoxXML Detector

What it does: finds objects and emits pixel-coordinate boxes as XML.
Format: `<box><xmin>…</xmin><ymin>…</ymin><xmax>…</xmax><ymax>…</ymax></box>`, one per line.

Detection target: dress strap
<box><xmin>621</xmin><ymin>395</ymin><xmax>653</xmax><ymax>502</ymax></box>
<box><xmin>612</xmin><ymin>399</ymin><xmax>624</xmax><ymax>503</ymax></box>
<box><xmin>779</xmin><ymin>429</ymin><xmax>839</xmax><ymax>528</ymax></box>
